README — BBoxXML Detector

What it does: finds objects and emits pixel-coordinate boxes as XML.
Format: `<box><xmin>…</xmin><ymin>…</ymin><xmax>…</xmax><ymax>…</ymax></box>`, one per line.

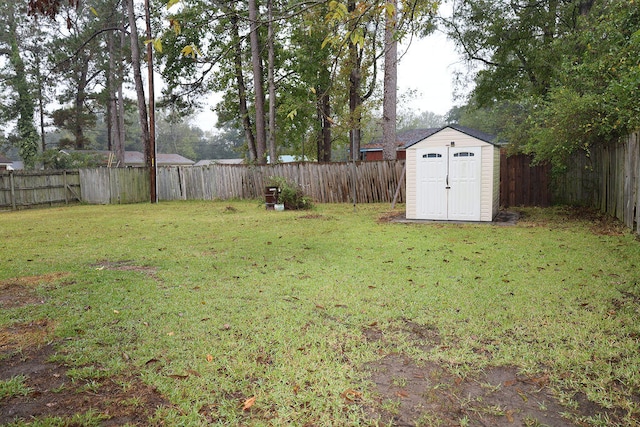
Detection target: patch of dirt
<box><xmin>0</xmin><ymin>273</ymin><xmax>69</xmax><ymax>309</ymax></box>
<box><xmin>363</xmin><ymin>322</ymin><xmax>626</xmax><ymax>426</ymax></box>
<box><xmin>296</xmin><ymin>214</ymin><xmax>332</xmax><ymax>220</ymax></box>
<box><xmin>1</xmin><ymin>274</ymin><xmax>172</xmax><ymax>425</ymax></box>
<box><xmin>378</xmin><ymin>211</ymin><xmax>405</xmax><ymax>223</ymax></box>
<box><xmin>93</xmin><ymin>260</ymin><xmax>159</xmax><ymax>277</ymax></box>
<box><xmin>381</xmin><ymin>210</ymin><xmax>520</xmax><ymax>225</ymax></box>
<box><xmin>0</xmin><ymin>343</ymin><xmax>174</xmax><ymax>426</ymax></box>
<box><xmin>0</xmin><ymin>319</ymin><xmax>56</xmax><ymax>354</ymax></box>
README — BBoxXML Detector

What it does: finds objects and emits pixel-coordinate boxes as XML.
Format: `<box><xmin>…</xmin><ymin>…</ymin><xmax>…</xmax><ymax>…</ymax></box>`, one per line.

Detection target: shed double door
<box><xmin>416</xmin><ymin>146</ymin><xmax>482</xmax><ymax>220</ymax></box>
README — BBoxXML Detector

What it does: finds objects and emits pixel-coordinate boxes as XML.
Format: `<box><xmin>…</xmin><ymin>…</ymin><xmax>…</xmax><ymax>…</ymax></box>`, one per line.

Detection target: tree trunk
<box><xmin>382</xmin><ymin>0</ymin><xmax>398</xmax><ymax>161</ymax></box>
<box><xmin>248</xmin><ymin>0</ymin><xmax>267</xmax><ymax>164</ymax></box>
<box><xmin>230</xmin><ymin>13</ymin><xmax>257</xmax><ymax>161</ymax></box>
<box><xmin>144</xmin><ymin>0</ymin><xmax>157</xmax><ymax>203</ymax></box>
<box><xmin>348</xmin><ymin>0</ymin><xmax>361</xmax><ymax>162</ymax></box>
<box><xmin>125</xmin><ymin>0</ymin><xmax>150</xmax><ymax>164</ymax></box>
<box><xmin>316</xmin><ymin>88</ymin><xmax>331</xmax><ymax>162</ymax></box>
<box><xmin>116</xmin><ymin>2</ymin><xmax>126</xmax><ymax>167</ymax></box>
<box><xmin>7</xmin><ymin>3</ymin><xmax>39</xmax><ymax>169</ymax></box>
<box><xmin>34</xmin><ymin>45</ymin><xmax>47</xmax><ymax>153</ymax></box>
<box><xmin>267</xmin><ymin>0</ymin><xmax>277</xmax><ymax>164</ymax></box>
<box><xmin>107</xmin><ymin>28</ymin><xmax>114</xmax><ymax>152</ymax></box>
<box><xmin>107</xmin><ymin>9</ymin><xmax>125</xmax><ymax>167</ymax></box>
<box><xmin>73</xmin><ymin>58</ymin><xmax>88</xmax><ymax>149</ymax></box>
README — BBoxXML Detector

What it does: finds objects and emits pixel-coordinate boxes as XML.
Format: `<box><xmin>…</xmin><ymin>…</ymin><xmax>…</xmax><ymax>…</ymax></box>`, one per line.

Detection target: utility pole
<box><xmin>145</xmin><ymin>0</ymin><xmax>157</xmax><ymax>203</ymax></box>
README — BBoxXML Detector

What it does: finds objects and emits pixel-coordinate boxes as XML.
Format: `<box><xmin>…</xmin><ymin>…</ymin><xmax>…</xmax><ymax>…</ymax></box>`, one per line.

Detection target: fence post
<box><xmin>63</xmin><ymin>170</ymin><xmax>68</xmax><ymax>205</ymax></box>
<box><xmin>9</xmin><ymin>171</ymin><xmax>16</xmax><ymax>210</ymax></box>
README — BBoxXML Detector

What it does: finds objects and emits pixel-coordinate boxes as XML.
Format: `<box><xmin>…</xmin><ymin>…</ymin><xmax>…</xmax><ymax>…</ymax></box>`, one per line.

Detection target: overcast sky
<box><xmin>397</xmin><ymin>29</ymin><xmax>464</xmax><ymax>116</ymax></box>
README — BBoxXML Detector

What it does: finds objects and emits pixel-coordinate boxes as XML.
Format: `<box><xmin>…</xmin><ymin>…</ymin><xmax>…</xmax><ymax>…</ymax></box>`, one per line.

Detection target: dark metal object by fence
<box><xmin>265</xmin><ymin>186</ymin><xmax>279</xmax><ymax>210</ymax></box>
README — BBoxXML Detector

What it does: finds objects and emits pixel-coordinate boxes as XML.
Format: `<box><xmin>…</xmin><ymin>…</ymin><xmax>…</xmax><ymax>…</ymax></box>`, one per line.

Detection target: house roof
<box><xmin>158</xmin><ymin>153</ymin><xmax>195</xmax><ymax>165</ymax></box>
<box><xmin>403</xmin><ymin>124</ymin><xmax>500</xmax><ymax>149</ymax></box>
<box><xmin>361</xmin><ymin>128</ymin><xmax>440</xmax><ymax>152</ymax></box>
<box><xmin>0</xmin><ymin>154</ymin><xmax>12</xmax><ymax>165</ymax></box>
<box><xmin>195</xmin><ymin>159</ymin><xmax>244</xmax><ymax>166</ymax></box>
<box><xmin>61</xmin><ymin>150</ymin><xmax>195</xmax><ymax>166</ymax></box>
<box><xmin>123</xmin><ymin>151</ymin><xmax>195</xmax><ymax>166</ymax></box>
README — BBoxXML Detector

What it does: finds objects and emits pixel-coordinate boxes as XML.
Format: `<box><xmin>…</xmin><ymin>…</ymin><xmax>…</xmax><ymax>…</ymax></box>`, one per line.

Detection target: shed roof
<box><xmin>404</xmin><ymin>124</ymin><xmax>500</xmax><ymax>149</ymax></box>
<box><xmin>0</xmin><ymin>154</ymin><xmax>12</xmax><ymax>165</ymax></box>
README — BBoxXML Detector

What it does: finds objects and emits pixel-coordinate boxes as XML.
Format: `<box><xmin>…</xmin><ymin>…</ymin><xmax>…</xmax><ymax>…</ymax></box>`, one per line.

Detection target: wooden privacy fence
<box><xmin>157</xmin><ymin>160</ymin><xmax>406</xmax><ymax>203</ymax></box>
<box><xmin>68</xmin><ymin>160</ymin><xmax>406</xmax><ymax>205</ymax></box>
<box><xmin>500</xmin><ymin>151</ymin><xmax>552</xmax><ymax>208</ymax></box>
<box><xmin>553</xmin><ymin>132</ymin><xmax>640</xmax><ymax>234</ymax></box>
<box><xmin>4</xmin><ymin>135</ymin><xmax>638</xmax><ymax>236</ymax></box>
<box><xmin>0</xmin><ymin>170</ymin><xmax>81</xmax><ymax>210</ymax></box>
<box><xmin>80</xmin><ymin>168</ymin><xmax>150</xmax><ymax>204</ymax></box>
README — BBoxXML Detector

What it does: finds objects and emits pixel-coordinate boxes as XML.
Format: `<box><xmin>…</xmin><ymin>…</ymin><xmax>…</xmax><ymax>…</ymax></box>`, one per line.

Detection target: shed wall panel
<box><xmin>406</xmin><ymin>150</ymin><xmax>417</xmax><ymax>218</ymax></box>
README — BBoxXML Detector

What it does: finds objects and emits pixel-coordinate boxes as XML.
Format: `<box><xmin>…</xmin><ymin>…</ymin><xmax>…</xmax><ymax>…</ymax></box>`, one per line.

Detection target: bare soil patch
<box><xmin>1</xmin><ymin>271</ymin><xmax>172</xmax><ymax>425</ymax></box>
<box><xmin>0</xmin><ymin>273</ymin><xmax>69</xmax><ymax>309</ymax></box>
<box><xmin>363</xmin><ymin>322</ymin><xmax>625</xmax><ymax>426</ymax></box>
<box><xmin>93</xmin><ymin>260</ymin><xmax>159</xmax><ymax>276</ymax></box>
<box><xmin>0</xmin><ymin>343</ymin><xmax>173</xmax><ymax>426</ymax></box>
<box><xmin>0</xmin><ymin>319</ymin><xmax>56</xmax><ymax>355</ymax></box>
<box><xmin>379</xmin><ymin>210</ymin><xmax>520</xmax><ymax>225</ymax></box>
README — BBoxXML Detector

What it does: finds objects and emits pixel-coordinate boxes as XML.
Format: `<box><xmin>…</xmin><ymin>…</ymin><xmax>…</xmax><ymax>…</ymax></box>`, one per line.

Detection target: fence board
<box><xmin>0</xmin><ymin>170</ymin><xmax>81</xmax><ymax>210</ymax></box>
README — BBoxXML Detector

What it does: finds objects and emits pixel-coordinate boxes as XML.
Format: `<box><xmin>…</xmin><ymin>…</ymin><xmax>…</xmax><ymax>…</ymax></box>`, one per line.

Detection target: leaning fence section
<box><xmin>0</xmin><ymin>170</ymin><xmax>81</xmax><ymax>210</ymax></box>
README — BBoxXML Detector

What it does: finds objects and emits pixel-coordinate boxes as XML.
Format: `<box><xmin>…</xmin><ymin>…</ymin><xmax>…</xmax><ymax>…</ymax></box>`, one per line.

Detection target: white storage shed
<box><xmin>405</xmin><ymin>125</ymin><xmax>500</xmax><ymax>221</ymax></box>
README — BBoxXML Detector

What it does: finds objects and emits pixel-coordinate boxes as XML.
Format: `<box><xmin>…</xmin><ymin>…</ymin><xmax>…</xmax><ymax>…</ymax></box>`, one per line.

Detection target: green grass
<box><xmin>1</xmin><ymin>201</ymin><xmax>639</xmax><ymax>425</ymax></box>
<box><xmin>0</xmin><ymin>375</ymin><xmax>32</xmax><ymax>399</ymax></box>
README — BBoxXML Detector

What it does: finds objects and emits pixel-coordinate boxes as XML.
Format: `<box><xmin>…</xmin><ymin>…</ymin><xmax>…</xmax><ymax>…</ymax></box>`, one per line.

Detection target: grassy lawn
<box><xmin>0</xmin><ymin>201</ymin><xmax>639</xmax><ymax>426</ymax></box>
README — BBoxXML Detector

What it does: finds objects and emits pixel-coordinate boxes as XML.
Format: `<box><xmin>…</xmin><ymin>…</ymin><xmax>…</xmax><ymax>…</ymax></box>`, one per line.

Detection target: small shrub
<box><xmin>267</xmin><ymin>176</ymin><xmax>313</xmax><ymax>210</ymax></box>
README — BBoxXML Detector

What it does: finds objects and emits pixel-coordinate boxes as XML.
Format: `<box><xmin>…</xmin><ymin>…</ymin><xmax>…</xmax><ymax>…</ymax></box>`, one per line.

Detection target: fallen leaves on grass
<box><xmin>243</xmin><ymin>396</ymin><xmax>256</xmax><ymax>411</ymax></box>
<box><xmin>340</xmin><ymin>388</ymin><xmax>362</xmax><ymax>403</ymax></box>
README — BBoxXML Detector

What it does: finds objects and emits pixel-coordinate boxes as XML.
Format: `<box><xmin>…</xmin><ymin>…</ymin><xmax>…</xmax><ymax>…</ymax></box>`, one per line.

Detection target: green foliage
<box><xmin>40</xmin><ymin>148</ymin><xmax>103</xmax><ymax>169</ymax></box>
<box><xmin>267</xmin><ymin>176</ymin><xmax>314</xmax><ymax>210</ymax></box>
<box><xmin>194</xmin><ymin>124</ymin><xmax>244</xmax><ymax>160</ymax></box>
<box><xmin>51</xmin><ymin>108</ymin><xmax>97</xmax><ymax>149</ymax></box>
<box><xmin>449</xmin><ymin>0</ymin><xmax>640</xmax><ymax>168</ymax></box>
<box><xmin>1</xmin><ymin>2</ymin><xmax>40</xmax><ymax>170</ymax></box>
